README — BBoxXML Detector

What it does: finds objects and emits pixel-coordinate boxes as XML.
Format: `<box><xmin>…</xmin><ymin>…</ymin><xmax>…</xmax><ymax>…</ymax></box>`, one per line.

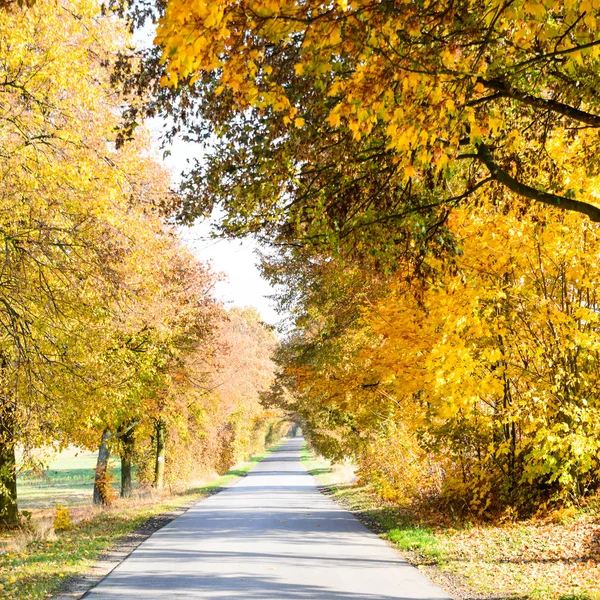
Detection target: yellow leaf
<box><xmin>470</xmin><ymin>123</ymin><xmax>483</xmax><ymax>139</ymax></box>
<box><xmin>326</xmin><ymin>111</ymin><xmax>341</xmax><ymax>127</ymax></box>
<box><xmin>524</xmin><ymin>1</ymin><xmax>546</xmax><ymax>17</ymax></box>
<box><xmin>488</xmin><ymin>116</ymin><xmax>503</xmax><ymax>133</ymax></box>
<box><xmin>329</xmin><ymin>27</ymin><xmax>342</xmax><ymax>45</ymax></box>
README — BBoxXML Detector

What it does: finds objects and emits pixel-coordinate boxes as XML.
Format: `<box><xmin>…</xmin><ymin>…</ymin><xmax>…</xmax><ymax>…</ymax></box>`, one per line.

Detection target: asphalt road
<box><xmin>85</xmin><ymin>437</ymin><xmax>451</xmax><ymax>599</ymax></box>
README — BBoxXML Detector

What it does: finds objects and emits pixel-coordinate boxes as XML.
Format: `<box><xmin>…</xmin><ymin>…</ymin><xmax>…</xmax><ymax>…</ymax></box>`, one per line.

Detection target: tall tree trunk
<box><xmin>0</xmin><ymin>399</ymin><xmax>18</xmax><ymax>527</ymax></box>
<box><xmin>93</xmin><ymin>428</ymin><xmax>111</xmax><ymax>505</ymax></box>
<box><xmin>154</xmin><ymin>419</ymin><xmax>166</xmax><ymax>490</ymax></box>
<box><xmin>119</xmin><ymin>423</ymin><xmax>135</xmax><ymax>498</ymax></box>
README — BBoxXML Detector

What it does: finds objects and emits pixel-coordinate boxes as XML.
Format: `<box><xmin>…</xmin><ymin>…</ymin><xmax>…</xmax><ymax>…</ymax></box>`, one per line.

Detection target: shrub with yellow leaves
<box><xmin>53</xmin><ymin>506</ymin><xmax>72</xmax><ymax>532</ymax></box>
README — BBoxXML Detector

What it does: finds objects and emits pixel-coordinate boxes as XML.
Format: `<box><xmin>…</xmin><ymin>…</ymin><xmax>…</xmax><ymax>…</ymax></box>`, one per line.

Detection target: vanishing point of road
<box><xmin>85</xmin><ymin>437</ymin><xmax>451</xmax><ymax>599</ymax></box>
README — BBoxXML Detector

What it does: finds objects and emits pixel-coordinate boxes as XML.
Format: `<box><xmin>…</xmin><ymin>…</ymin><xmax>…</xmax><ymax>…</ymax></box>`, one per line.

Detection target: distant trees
<box><xmin>131</xmin><ymin>307</ymin><xmax>283</xmax><ymax>489</ymax></box>
<box><xmin>212</xmin><ymin>307</ymin><xmax>282</xmax><ymax>470</ymax></box>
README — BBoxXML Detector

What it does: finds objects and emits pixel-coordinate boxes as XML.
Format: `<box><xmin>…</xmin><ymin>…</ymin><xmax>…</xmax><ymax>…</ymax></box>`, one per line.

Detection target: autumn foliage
<box><xmin>149</xmin><ymin>0</ymin><xmax>600</xmax><ymax>253</ymax></box>
<box><xmin>140</xmin><ymin>0</ymin><xmax>600</xmax><ymax>518</ymax></box>
<box><xmin>4</xmin><ymin>0</ymin><xmax>600</xmax><ymax>528</ymax></box>
<box><xmin>269</xmin><ymin>201</ymin><xmax>600</xmax><ymax>517</ymax></box>
<box><xmin>0</xmin><ymin>0</ymin><xmax>284</xmax><ymax>524</ymax></box>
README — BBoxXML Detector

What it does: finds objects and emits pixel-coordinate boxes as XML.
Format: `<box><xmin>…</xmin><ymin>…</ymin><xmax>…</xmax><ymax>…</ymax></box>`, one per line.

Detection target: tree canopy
<box><xmin>141</xmin><ymin>0</ymin><xmax>600</xmax><ymax>515</ymax></box>
<box><xmin>134</xmin><ymin>0</ymin><xmax>600</xmax><ymax>269</ymax></box>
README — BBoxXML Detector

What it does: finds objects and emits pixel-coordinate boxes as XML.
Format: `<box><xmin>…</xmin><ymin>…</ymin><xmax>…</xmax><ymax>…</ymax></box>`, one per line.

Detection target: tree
<box><xmin>271</xmin><ymin>197</ymin><xmax>600</xmax><ymax>515</ymax></box>
<box><xmin>101</xmin><ymin>240</ymin><xmax>224</xmax><ymax>493</ymax></box>
<box><xmin>211</xmin><ymin>307</ymin><xmax>280</xmax><ymax>468</ymax></box>
<box><xmin>101</xmin><ymin>0</ymin><xmax>600</xmax><ymax>272</ymax></box>
<box><xmin>0</xmin><ymin>0</ymin><xmax>184</xmax><ymax>522</ymax></box>
<box><xmin>93</xmin><ymin>430</ymin><xmax>114</xmax><ymax>506</ymax></box>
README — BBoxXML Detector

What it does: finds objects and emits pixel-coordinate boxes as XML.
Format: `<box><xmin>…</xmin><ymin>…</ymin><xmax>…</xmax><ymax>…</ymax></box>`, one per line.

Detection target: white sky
<box><xmin>147</xmin><ymin>119</ymin><xmax>282</xmax><ymax>327</ymax></box>
<box><xmin>135</xmin><ymin>24</ymin><xmax>282</xmax><ymax>327</ymax></box>
<box><xmin>178</xmin><ymin>223</ymin><xmax>281</xmax><ymax>326</ymax></box>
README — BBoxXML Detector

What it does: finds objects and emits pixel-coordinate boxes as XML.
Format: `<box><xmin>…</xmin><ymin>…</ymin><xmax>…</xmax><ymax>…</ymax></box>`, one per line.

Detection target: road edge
<box><xmin>300</xmin><ymin>444</ymin><xmax>501</xmax><ymax>600</ymax></box>
<box><xmin>52</xmin><ymin>441</ymin><xmax>284</xmax><ymax>600</ymax></box>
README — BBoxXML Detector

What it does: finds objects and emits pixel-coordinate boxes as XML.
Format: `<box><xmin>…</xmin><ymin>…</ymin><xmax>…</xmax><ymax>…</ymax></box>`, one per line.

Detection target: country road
<box><xmin>85</xmin><ymin>437</ymin><xmax>450</xmax><ymax>599</ymax></box>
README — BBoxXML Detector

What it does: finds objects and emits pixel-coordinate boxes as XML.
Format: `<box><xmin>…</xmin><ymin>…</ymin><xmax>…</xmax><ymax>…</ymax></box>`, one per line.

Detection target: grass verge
<box><xmin>301</xmin><ymin>444</ymin><xmax>600</xmax><ymax>600</ymax></box>
<box><xmin>300</xmin><ymin>445</ymin><xmax>444</xmax><ymax>564</ymax></box>
<box><xmin>3</xmin><ymin>442</ymin><xmax>281</xmax><ymax>600</ymax></box>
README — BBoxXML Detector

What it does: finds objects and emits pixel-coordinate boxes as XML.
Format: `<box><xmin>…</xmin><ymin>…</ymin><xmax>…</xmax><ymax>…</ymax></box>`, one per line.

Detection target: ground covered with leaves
<box><xmin>439</xmin><ymin>513</ymin><xmax>600</xmax><ymax>599</ymax></box>
<box><xmin>301</xmin><ymin>447</ymin><xmax>600</xmax><ymax>600</ymax></box>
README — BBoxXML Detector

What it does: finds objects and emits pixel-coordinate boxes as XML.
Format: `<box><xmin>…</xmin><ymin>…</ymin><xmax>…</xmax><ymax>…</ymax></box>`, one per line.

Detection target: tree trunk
<box><xmin>154</xmin><ymin>419</ymin><xmax>166</xmax><ymax>490</ymax></box>
<box><xmin>120</xmin><ymin>424</ymin><xmax>135</xmax><ymax>498</ymax></box>
<box><xmin>0</xmin><ymin>401</ymin><xmax>18</xmax><ymax>527</ymax></box>
<box><xmin>93</xmin><ymin>428</ymin><xmax>111</xmax><ymax>505</ymax></box>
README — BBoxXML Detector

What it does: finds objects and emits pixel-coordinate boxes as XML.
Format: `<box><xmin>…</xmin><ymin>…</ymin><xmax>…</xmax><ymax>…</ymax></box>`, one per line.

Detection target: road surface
<box><xmin>85</xmin><ymin>437</ymin><xmax>451</xmax><ymax>599</ymax></box>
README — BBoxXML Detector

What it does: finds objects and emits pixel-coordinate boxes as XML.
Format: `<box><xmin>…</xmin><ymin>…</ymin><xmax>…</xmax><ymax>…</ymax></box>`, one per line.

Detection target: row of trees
<box><xmin>5</xmin><ymin>0</ymin><xmax>590</xmax><ymax>519</ymax></box>
<box><xmin>0</xmin><ymin>0</ymin><xmax>283</xmax><ymax>526</ymax></box>
<box><xmin>267</xmin><ymin>203</ymin><xmax>600</xmax><ymax>516</ymax></box>
<box><xmin>110</xmin><ymin>0</ymin><xmax>600</xmax><ymax>516</ymax></box>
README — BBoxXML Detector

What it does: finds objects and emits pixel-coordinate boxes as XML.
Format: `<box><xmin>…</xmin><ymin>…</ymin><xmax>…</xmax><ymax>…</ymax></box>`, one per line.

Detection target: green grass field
<box><xmin>18</xmin><ymin>449</ymin><xmax>122</xmax><ymax>509</ymax></box>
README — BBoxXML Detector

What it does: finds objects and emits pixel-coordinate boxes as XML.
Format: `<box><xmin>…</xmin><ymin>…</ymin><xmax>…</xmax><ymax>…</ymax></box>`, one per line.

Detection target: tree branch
<box><xmin>511</xmin><ymin>37</ymin><xmax>600</xmax><ymax>72</ymax></box>
<box><xmin>479</xmin><ymin>77</ymin><xmax>600</xmax><ymax>127</ymax></box>
<box><xmin>476</xmin><ymin>143</ymin><xmax>600</xmax><ymax>222</ymax></box>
